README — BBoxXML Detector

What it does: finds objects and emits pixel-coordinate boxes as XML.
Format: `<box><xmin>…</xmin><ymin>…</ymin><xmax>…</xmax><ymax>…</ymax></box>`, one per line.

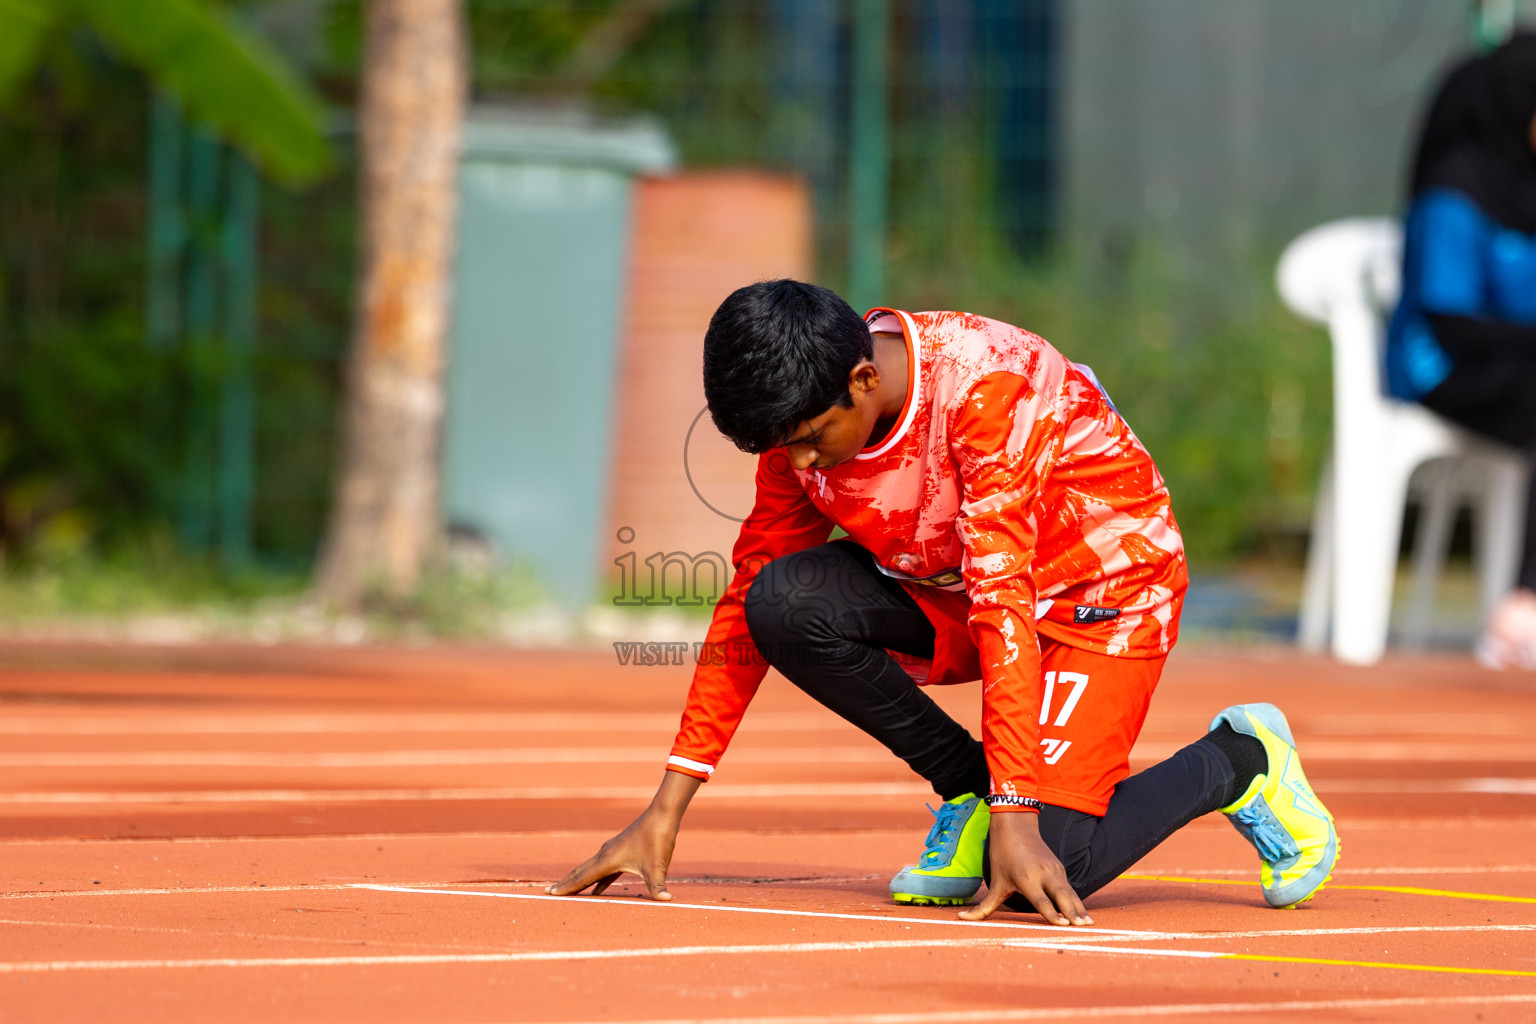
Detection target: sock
<box><xmin>938</xmin><ymin>774</ymin><xmax>991</xmax><ymax>803</ymax></box>
<box><xmin>935</xmin><ymin>750</ymin><xmax>991</xmax><ymax>803</ymax></box>
<box><xmin>1205</xmin><ymin>722</ymin><xmax>1267</xmax><ymax>806</ymax></box>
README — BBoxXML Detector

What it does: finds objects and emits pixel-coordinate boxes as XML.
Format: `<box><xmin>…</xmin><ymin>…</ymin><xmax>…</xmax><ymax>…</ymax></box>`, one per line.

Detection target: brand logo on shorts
<box><xmin>1074</xmin><ymin>605</ymin><xmax>1121</xmax><ymax>624</ymax></box>
<box><xmin>1040</xmin><ymin>738</ymin><xmax>1074</xmax><ymax>765</ymax></box>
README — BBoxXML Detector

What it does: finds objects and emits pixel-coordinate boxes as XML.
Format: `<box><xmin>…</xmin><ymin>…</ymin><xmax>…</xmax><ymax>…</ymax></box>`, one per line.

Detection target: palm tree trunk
<box><xmin>316</xmin><ymin>0</ymin><xmax>466</xmax><ymax>607</ymax></box>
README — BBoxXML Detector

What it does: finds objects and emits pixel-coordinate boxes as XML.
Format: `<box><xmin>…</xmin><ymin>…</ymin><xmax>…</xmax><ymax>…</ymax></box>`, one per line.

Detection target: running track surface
<box><xmin>1</xmin><ymin>643</ymin><xmax>1534</xmax><ymax>1023</ymax></box>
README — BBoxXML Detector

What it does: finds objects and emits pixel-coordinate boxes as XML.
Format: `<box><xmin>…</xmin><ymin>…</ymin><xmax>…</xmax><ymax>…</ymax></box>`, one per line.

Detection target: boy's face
<box><xmin>778</xmin><ymin>361</ymin><xmax>885</xmax><ymax>471</ymax></box>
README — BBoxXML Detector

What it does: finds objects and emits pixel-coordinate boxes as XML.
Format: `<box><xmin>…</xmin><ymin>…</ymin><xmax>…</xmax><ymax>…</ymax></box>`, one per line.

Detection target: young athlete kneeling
<box><xmin>550</xmin><ymin>281</ymin><xmax>1338</xmax><ymax>923</ymax></box>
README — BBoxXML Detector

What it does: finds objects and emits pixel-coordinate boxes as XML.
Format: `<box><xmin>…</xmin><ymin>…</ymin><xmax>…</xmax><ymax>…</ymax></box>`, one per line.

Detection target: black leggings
<box><xmin>743</xmin><ymin>540</ymin><xmax>1238</xmax><ymax>901</ymax></box>
<box><xmin>1421</xmin><ymin>333</ymin><xmax>1536</xmax><ymax>591</ymax></box>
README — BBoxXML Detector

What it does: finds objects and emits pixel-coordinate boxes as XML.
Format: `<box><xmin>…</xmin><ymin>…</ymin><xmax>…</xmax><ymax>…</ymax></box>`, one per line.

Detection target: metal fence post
<box><xmin>848</xmin><ymin>0</ymin><xmax>889</xmax><ymax>311</ymax></box>
<box><xmin>144</xmin><ymin>97</ymin><xmax>259</xmax><ymax>568</ymax></box>
<box><xmin>219</xmin><ymin>155</ymin><xmax>259</xmax><ymax>570</ymax></box>
<box><xmin>146</xmin><ymin>95</ymin><xmax>185</xmax><ymax>351</ymax></box>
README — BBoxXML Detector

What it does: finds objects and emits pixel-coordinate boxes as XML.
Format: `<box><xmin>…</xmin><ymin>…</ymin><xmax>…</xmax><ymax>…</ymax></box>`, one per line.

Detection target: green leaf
<box><xmin>0</xmin><ymin>0</ymin><xmax>56</xmax><ymax>102</ymax></box>
<box><xmin>71</xmin><ymin>0</ymin><xmax>331</xmax><ymax>185</ymax></box>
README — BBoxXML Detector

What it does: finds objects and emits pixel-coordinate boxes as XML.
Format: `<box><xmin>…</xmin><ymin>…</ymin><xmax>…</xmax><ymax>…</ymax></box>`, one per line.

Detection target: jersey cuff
<box><xmin>666</xmin><ymin>755</ymin><xmax>715</xmax><ymax>781</ymax></box>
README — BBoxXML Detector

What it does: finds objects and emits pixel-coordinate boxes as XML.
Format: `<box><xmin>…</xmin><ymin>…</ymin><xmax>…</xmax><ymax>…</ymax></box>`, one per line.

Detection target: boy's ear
<box><xmin>848</xmin><ymin>359</ymin><xmax>880</xmax><ymax>394</ymax></box>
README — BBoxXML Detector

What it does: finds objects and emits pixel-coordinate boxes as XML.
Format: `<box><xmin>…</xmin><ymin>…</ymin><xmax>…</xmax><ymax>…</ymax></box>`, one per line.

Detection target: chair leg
<box><xmin>1403</xmin><ymin>463</ymin><xmax>1456</xmax><ymax>650</ymax></box>
<box><xmin>1327</xmin><ymin>300</ymin><xmax>1406</xmax><ymax>665</ymax></box>
<box><xmin>1475</xmin><ymin>458</ymin><xmax>1532</xmax><ymax>622</ymax></box>
<box><xmin>1298</xmin><ymin>447</ymin><xmax>1333</xmax><ymax>652</ymax></box>
<box><xmin>1332</xmin><ymin>455</ymin><xmax>1410</xmax><ymax>665</ymax></box>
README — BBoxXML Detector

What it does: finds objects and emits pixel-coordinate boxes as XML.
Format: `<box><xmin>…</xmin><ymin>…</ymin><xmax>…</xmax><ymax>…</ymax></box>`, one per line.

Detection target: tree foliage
<box><xmin>0</xmin><ymin>0</ymin><xmax>329</xmax><ymax>185</ymax></box>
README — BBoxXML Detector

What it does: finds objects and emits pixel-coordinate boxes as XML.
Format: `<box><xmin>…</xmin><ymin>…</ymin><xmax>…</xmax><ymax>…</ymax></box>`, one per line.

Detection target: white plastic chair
<box><xmin>1278</xmin><ymin>218</ymin><xmax>1530</xmax><ymax>665</ymax></box>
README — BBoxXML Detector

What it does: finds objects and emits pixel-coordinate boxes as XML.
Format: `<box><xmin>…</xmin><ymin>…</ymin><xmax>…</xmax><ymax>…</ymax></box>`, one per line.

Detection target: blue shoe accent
<box><xmin>1231</xmin><ymin>797</ymin><xmax>1301</xmax><ymax>863</ymax></box>
<box><xmin>919</xmin><ymin>800</ymin><xmax>967</xmax><ymax>868</ymax></box>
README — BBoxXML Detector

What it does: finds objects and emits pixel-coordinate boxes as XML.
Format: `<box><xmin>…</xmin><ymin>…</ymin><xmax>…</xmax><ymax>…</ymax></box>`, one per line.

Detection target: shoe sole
<box><xmin>892</xmin><ymin>893</ymin><xmax>972</xmax><ymax>907</ymax></box>
<box><xmin>1277</xmin><ymin>834</ymin><xmax>1341</xmax><ymax>909</ymax></box>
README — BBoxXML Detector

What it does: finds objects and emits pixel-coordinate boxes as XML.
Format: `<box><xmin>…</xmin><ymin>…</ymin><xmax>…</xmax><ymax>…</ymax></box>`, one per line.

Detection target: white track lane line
<box><xmin>1129</xmin><ymin>741</ymin><xmax>1536</xmax><ymax>762</ymax></box>
<box><xmin>1</xmin><ymin>709</ymin><xmax>1524</xmax><ymax>736</ymax></box>
<box><xmin>8</xmin><ymin>745</ymin><xmax>1535</xmax><ymax>766</ymax></box>
<box><xmin>14</xmin><ymin>908</ymin><xmax>1523</xmax><ymax>951</ymax></box>
<box><xmin>7</xmin><ymin>744</ymin><xmax>1533</xmax><ymax>766</ymax></box>
<box><xmin>1316</xmin><ymin>778</ymin><xmax>1536</xmax><ymax>794</ymax></box>
<box><xmin>0</xmin><ymin>748</ymin><xmax>889</xmax><ymax>768</ymax></box>
<box><xmin>1</xmin><ymin>884</ymin><xmax>338</xmax><ymax>899</ymax></box>
<box><xmin>7</xmin><ymin>748</ymin><xmax>1533</xmax><ymax>768</ymax></box>
<box><xmin>1129</xmin><ymin>864</ymin><xmax>1536</xmax><ymax>876</ymax></box>
<box><xmin>1084</xmin><ymin>923</ymin><xmax>1536</xmax><ymax>942</ymax></box>
<box><xmin>1344</xmin><ymin>815</ymin><xmax>1536</xmax><ymax>829</ymax></box>
<box><xmin>1310</xmin><ymin>712</ymin><xmax>1536</xmax><ymax>734</ymax></box>
<box><xmin>5</xmin><ymin>777</ymin><xmax>1536</xmax><ymax>804</ymax></box>
<box><xmin>0</xmin><ymin>937</ymin><xmax>1220</xmax><ymax>974</ymax></box>
<box><xmin>0</xmin><ymin>822</ymin><xmax>1529</xmax><ymax>847</ymax></box>
<box><xmin>351</xmin><ymin>885</ymin><xmax>1164</xmax><ymax>938</ymax></box>
<box><xmin>4</xmin><ymin>880</ymin><xmax>1533</xmax><ymax>947</ymax></box>
<box><xmin>0</xmin><ymin>783</ymin><xmax>934</xmax><ymax>804</ymax></box>
<box><xmin>0</xmin><ymin>829</ymin><xmax>675</xmax><ymax>847</ymax></box>
<box><xmin>0</xmin><ymin>915</ymin><xmax>520</xmax><ymax>956</ymax></box>
<box><xmin>506</xmin><ymin>994</ymin><xmax>1536</xmax><ymax>1024</ymax></box>
<box><xmin>354</xmin><ymin>885</ymin><xmax>1536</xmax><ymax>943</ymax></box>
<box><xmin>0</xmin><ymin>712</ymin><xmax>838</xmax><ymax>735</ymax></box>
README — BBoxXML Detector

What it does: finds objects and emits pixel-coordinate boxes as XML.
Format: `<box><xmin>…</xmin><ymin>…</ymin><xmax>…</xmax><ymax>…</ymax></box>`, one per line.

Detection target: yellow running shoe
<box><xmin>1210</xmin><ymin>703</ymin><xmax>1339</xmax><ymax>908</ymax></box>
<box><xmin>888</xmin><ymin>793</ymin><xmax>990</xmax><ymax>906</ymax></box>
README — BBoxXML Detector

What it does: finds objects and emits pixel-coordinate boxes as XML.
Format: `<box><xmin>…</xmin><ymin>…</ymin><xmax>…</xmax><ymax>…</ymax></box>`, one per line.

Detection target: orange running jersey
<box><xmin>666</xmin><ymin>309</ymin><xmax>1187</xmax><ymax>808</ymax></box>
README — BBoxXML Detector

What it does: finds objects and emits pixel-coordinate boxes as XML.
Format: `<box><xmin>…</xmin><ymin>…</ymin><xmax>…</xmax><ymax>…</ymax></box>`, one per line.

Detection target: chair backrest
<box><xmin>1276</xmin><ymin>218</ymin><xmax>1401</xmax><ymax>325</ymax></box>
<box><xmin>1277</xmin><ymin>218</ymin><xmax>1403</xmax><ymax>407</ymax></box>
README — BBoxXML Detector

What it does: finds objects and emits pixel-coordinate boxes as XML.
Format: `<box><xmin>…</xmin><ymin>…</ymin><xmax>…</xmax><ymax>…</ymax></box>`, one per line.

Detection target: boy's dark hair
<box><xmin>702</xmin><ymin>279</ymin><xmax>873</xmax><ymax>454</ymax></box>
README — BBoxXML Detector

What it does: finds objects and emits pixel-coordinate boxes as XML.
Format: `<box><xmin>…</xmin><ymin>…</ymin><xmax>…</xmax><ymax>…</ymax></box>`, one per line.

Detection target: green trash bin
<box><xmin>443</xmin><ymin>108</ymin><xmax>675</xmax><ymax>608</ymax></box>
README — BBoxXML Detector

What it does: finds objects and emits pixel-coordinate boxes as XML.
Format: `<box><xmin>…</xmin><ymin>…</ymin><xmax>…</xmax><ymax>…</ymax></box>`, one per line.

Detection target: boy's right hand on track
<box><xmin>546</xmin><ymin>771</ymin><xmax>701</xmax><ymax>901</ymax></box>
<box><xmin>959</xmin><ymin>810</ymin><xmax>1092</xmax><ymax>926</ymax></box>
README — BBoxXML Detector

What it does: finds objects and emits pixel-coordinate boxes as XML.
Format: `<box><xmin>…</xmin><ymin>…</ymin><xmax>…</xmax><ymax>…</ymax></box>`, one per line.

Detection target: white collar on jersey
<box><xmin>855</xmin><ymin>309</ymin><xmax>922</xmax><ymax>461</ymax></box>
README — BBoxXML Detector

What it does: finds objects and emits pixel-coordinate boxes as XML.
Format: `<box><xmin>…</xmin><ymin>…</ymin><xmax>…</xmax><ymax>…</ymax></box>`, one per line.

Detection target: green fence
<box><xmin>0</xmin><ymin>0</ymin><xmax>1521</xmax><ymax>586</ymax></box>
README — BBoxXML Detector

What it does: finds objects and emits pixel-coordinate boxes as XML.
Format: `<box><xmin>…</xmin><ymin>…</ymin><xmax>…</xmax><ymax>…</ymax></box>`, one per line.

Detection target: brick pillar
<box><xmin>605</xmin><ymin>173</ymin><xmax>813</xmax><ymax>605</ymax></box>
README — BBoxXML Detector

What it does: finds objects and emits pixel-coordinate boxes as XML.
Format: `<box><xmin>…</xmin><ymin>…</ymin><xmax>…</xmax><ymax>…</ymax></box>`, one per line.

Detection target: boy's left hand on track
<box><xmin>959</xmin><ymin>811</ymin><xmax>1093</xmax><ymax>926</ymax></box>
<box><xmin>545</xmin><ymin>815</ymin><xmax>677</xmax><ymax>901</ymax></box>
<box><xmin>546</xmin><ymin>770</ymin><xmax>702</xmax><ymax>901</ymax></box>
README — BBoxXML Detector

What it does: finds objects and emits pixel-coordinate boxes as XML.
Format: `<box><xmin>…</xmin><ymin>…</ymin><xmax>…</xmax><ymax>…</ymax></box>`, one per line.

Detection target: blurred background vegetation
<box><xmin>0</xmin><ymin>0</ymin><xmax>1500</xmax><ymax>632</ymax></box>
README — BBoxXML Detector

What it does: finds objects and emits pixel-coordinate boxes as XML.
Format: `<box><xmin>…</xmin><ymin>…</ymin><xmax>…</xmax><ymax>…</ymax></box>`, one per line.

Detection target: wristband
<box><xmin>986</xmin><ymin>794</ymin><xmax>1043</xmax><ymax>811</ymax></box>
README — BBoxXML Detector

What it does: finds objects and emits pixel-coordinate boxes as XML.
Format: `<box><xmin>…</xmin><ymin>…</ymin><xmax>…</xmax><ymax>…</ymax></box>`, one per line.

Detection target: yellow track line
<box><xmin>1121</xmin><ymin>875</ymin><xmax>1255</xmax><ymax>887</ymax></box>
<box><xmin>1332</xmin><ymin>884</ymin><xmax>1536</xmax><ymax>904</ymax></box>
<box><xmin>1122</xmin><ymin>874</ymin><xmax>1536</xmax><ymax>905</ymax></box>
<box><xmin>1224</xmin><ymin>953</ymin><xmax>1536</xmax><ymax>978</ymax></box>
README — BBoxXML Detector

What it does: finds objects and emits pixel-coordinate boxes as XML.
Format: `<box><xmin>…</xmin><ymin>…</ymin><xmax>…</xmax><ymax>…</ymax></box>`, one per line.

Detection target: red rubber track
<box><xmin>0</xmin><ymin>643</ymin><xmax>1533</xmax><ymax>1023</ymax></box>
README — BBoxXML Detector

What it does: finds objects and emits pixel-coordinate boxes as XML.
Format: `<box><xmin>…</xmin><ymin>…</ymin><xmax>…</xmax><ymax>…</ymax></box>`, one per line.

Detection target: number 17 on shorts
<box><xmin>1038</xmin><ymin>670</ymin><xmax>1089</xmax><ymax>764</ymax></box>
<box><xmin>1033</xmin><ymin>641</ymin><xmax>1165</xmax><ymax>815</ymax></box>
